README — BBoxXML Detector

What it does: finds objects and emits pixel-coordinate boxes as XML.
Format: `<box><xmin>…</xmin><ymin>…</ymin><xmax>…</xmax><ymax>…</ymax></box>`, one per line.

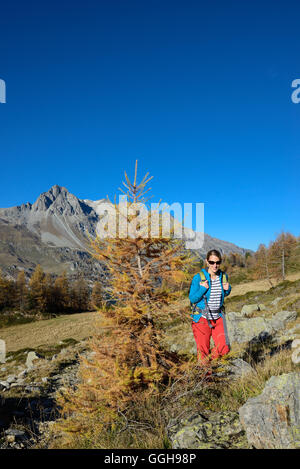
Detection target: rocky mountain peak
<box><xmin>31</xmin><ymin>185</ymin><xmax>93</xmax><ymax>217</ymax></box>
<box><xmin>32</xmin><ymin>185</ymin><xmax>68</xmax><ymax>211</ymax></box>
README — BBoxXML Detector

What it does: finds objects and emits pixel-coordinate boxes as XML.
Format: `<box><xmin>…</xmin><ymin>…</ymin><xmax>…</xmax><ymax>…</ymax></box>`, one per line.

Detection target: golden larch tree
<box><xmin>55</xmin><ymin>161</ymin><xmax>195</xmax><ymax>443</ymax></box>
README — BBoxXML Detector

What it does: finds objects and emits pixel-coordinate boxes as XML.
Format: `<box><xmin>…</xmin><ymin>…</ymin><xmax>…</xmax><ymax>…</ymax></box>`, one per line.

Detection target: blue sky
<box><xmin>0</xmin><ymin>0</ymin><xmax>299</xmax><ymax>251</ymax></box>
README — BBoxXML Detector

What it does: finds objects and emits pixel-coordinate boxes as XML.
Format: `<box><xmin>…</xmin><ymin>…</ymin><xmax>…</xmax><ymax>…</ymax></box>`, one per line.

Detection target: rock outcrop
<box><xmin>168</xmin><ymin>411</ymin><xmax>248</xmax><ymax>449</ymax></box>
<box><xmin>239</xmin><ymin>372</ymin><xmax>300</xmax><ymax>449</ymax></box>
<box><xmin>226</xmin><ymin>310</ymin><xmax>297</xmax><ymax>345</ymax></box>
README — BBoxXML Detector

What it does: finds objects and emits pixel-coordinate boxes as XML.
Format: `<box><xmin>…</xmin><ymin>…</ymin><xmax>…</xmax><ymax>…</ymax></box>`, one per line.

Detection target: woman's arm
<box><xmin>189</xmin><ymin>273</ymin><xmax>208</xmax><ymax>304</ymax></box>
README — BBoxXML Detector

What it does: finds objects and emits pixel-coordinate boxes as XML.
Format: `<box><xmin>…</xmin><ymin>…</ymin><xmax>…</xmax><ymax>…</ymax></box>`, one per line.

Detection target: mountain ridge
<box><xmin>0</xmin><ymin>185</ymin><xmax>252</xmax><ymax>281</ymax></box>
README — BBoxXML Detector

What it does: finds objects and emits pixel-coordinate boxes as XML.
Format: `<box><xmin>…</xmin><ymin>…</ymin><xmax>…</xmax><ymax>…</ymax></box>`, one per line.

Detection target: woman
<box><xmin>189</xmin><ymin>249</ymin><xmax>231</xmax><ymax>367</ymax></box>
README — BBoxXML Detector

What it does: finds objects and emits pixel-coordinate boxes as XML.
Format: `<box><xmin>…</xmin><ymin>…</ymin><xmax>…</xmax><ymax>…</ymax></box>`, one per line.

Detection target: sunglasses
<box><xmin>208</xmin><ymin>260</ymin><xmax>221</xmax><ymax>265</ymax></box>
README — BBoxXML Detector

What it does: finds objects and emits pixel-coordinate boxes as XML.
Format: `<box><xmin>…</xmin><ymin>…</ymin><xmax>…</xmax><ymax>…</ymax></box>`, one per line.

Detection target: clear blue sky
<box><xmin>0</xmin><ymin>0</ymin><xmax>299</xmax><ymax>251</ymax></box>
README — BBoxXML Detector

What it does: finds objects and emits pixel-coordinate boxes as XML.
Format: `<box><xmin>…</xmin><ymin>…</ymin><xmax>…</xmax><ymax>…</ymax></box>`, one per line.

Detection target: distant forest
<box><xmin>0</xmin><ymin>231</ymin><xmax>299</xmax><ymax>319</ymax></box>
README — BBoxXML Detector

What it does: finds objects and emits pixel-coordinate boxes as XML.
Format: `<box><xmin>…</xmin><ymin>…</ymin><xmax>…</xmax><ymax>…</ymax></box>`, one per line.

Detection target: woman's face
<box><xmin>206</xmin><ymin>255</ymin><xmax>221</xmax><ymax>274</ymax></box>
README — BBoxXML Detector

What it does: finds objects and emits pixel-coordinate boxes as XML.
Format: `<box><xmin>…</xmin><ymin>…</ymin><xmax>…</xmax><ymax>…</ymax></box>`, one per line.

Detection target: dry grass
<box><xmin>0</xmin><ymin>311</ymin><xmax>99</xmax><ymax>352</ymax></box>
<box><xmin>206</xmin><ymin>345</ymin><xmax>300</xmax><ymax>413</ymax></box>
<box><xmin>51</xmin><ymin>344</ymin><xmax>300</xmax><ymax>450</ymax></box>
<box><xmin>230</xmin><ymin>272</ymin><xmax>300</xmax><ymax>298</ymax></box>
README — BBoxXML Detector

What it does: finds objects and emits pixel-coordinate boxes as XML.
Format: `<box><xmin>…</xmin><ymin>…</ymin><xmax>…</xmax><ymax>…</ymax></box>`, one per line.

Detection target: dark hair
<box><xmin>206</xmin><ymin>249</ymin><xmax>222</xmax><ymax>262</ymax></box>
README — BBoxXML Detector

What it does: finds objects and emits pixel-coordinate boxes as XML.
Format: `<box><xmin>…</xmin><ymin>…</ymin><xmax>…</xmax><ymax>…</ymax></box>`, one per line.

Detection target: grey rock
<box><xmin>0</xmin><ymin>380</ymin><xmax>10</xmax><ymax>390</ymax></box>
<box><xmin>226</xmin><ymin>316</ymin><xmax>273</xmax><ymax>345</ymax></box>
<box><xmin>168</xmin><ymin>411</ymin><xmax>248</xmax><ymax>449</ymax></box>
<box><xmin>25</xmin><ymin>385</ymin><xmax>41</xmax><ymax>393</ymax></box>
<box><xmin>269</xmin><ymin>310</ymin><xmax>297</xmax><ymax>331</ymax></box>
<box><xmin>5</xmin><ymin>429</ymin><xmax>26</xmax><ymax>443</ymax></box>
<box><xmin>227</xmin><ymin>312</ymin><xmax>243</xmax><ymax>320</ymax></box>
<box><xmin>0</xmin><ymin>339</ymin><xmax>6</xmax><ymax>364</ymax></box>
<box><xmin>226</xmin><ymin>359</ymin><xmax>255</xmax><ymax>379</ymax></box>
<box><xmin>227</xmin><ymin>310</ymin><xmax>297</xmax><ymax>345</ymax></box>
<box><xmin>239</xmin><ymin>372</ymin><xmax>300</xmax><ymax>449</ymax></box>
<box><xmin>241</xmin><ymin>304</ymin><xmax>266</xmax><ymax>317</ymax></box>
<box><xmin>26</xmin><ymin>351</ymin><xmax>42</xmax><ymax>369</ymax></box>
<box><xmin>5</xmin><ymin>428</ymin><xmax>26</xmax><ymax>437</ymax></box>
<box><xmin>6</xmin><ymin>375</ymin><xmax>17</xmax><ymax>384</ymax></box>
<box><xmin>271</xmin><ymin>297</ymin><xmax>283</xmax><ymax>306</ymax></box>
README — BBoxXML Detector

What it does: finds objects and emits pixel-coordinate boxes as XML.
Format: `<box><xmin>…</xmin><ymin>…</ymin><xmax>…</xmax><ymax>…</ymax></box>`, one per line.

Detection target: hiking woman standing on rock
<box><xmin>189</xmin><ymin>249</ymin><xmax>231</xmax><ymax>367</ymax></box>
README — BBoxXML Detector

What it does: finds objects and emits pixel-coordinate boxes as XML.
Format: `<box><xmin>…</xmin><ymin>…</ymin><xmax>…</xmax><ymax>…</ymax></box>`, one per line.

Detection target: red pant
<box><xmin>192</xmin><ymin>316</ymin><xmax>230</xmax><ymax>364</ymax></box>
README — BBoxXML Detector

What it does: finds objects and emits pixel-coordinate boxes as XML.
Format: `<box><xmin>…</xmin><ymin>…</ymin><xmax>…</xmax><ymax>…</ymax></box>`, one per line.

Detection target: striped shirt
<box><xmin>203</xmin><ymin>277</ymin><xmax>222</xmax><ymax>320</ymax></box>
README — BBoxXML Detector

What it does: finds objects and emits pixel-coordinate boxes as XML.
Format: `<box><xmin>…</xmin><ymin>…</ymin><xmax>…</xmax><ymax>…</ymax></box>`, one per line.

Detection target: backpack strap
<box><xmin>190</xmin><ymin>270</ymin><xmax>207</xmax><ymax>317</ymax></box>
<box><xmin>199</xmin><ymin>270</ymin><xmax>206</xmax><ymax>282</ymax></box>
<box><xmin>198</xmin><ymin>270</ymin><xmax>215</xmax><ymax>327</ymax></box>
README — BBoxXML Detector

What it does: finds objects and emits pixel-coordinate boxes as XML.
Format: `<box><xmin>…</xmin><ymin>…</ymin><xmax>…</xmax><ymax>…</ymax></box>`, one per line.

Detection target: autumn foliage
<box><xmin>55</xmin><ymin>161</ymin><xmax>195</xmax><ymax>441</ymax></box>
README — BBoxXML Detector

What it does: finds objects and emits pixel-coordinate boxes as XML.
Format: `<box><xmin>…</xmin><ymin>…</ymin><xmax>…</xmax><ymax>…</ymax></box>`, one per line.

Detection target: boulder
<box><xmin>168</xmin><ymin>411</ymin><xmax>248</xmax><ymax>449</ymax></box>
<box><xmin>5</xmin><ymin>429</ymin><xmax>26</xmax><ymax>443</ymax></box>
<box><xmin>291</xmin><ymin>339</ymin><xmax>300</xmax><ymax>364</ymax></box>
<box><xmin>241</xmin><ymin>304</ymin><xmax>266</xmax><ymax>317</ymax></box>
<box><xmin>239</xmin><ymin>372</ymin><xmax>300</xmax><ymax>449</ymax></box>
<box><xmin>214</xmin><ymin>358</ymin><xmax>255</xmax><ymax>380</ymax></box>
<box><xmin>0</xmin><ymin>339</ymin><xmax>6</xmax><ymax>364</ymax></box>
<box><xmin>226</xmin><ymin>315</ymin><xmax>273</xmax><ymax>344</ymax></box>
<box><xmin>269</xmin><ymin>311</ymin><xmax>297</xmax><ymax>331</ymax></box>
<box><xmin>226</xmin><ymin>310</ymin><xmax>297</xmax><ymax>345</ymax></box>
<box><xmin>26</xmin><ymin>351</ymin><xmax>42</xmax><ymax>370</ymax></box>
<box><xmin>0</xmin><ymin>380</ymin><xmax>9</xmax><ymax>391</ymax></box>
<box><xmin>226</xmin><ymin>358</ymin><xmax>255</xmax><ymax>379</ymax></box>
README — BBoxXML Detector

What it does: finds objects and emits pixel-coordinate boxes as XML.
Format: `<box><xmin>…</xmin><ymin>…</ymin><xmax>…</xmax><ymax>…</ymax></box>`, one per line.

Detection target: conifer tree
<box><xmin>56</xmin><ymin>161</ymin><xmax>194</xmax><ymax>441</ymax></box>
<box><xmin>286</xmin><ymin>235</ymin><xmax>300</xmax><ymax>273</ymax></box>
<box><xmin>268</xmin><ymin>232</ymin><xmax>297</xmax><ymax>281</ymax></box>
<box><xmin>252</xmin><ymin>243</ymin><xmax>273</xmax><ymax>287</ymax></box>
<box><xmin>90</xmin><ymin>281</ymin><xmax>103</xmax><ymax>309</ymax></box>
<box><xmin>54</xmin><ymin>271</ymin><xmax>70</xmax><ymax>313</ymax></box>
<box><xmin>44</xmin><ymin>273</ymin><xmax>56</xmax><ymax>315</ymax></box>
<box><xmin>15</xmin><ymin>270</ymin><xmax>27</xmax><ymax>312</ymax></box>
<box><xmin>28</xmin><ymin>264</ymin><xmax>47</xmax><ymax>314</ymax></box>
<box><xmin>72</xmin><ymin>274</ymin><xmax>89</xmax><ymax>312</ymax></box>
<box><xmin>0</xmin><ymin>269</ymin><xmax>14</xmax><ymax>311</ymax></box>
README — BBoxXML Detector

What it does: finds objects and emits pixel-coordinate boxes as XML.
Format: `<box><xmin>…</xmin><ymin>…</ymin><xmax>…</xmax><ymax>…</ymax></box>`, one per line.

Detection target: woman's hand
<box><xmin>223</xmin><ymin>282</ymin><xmax>229</xmax><ymax>291</ymax></box>
<box><xmin>200</xmin><ymin>280</ymin><xmax>209</xmax><ymax>289</ymax></box>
